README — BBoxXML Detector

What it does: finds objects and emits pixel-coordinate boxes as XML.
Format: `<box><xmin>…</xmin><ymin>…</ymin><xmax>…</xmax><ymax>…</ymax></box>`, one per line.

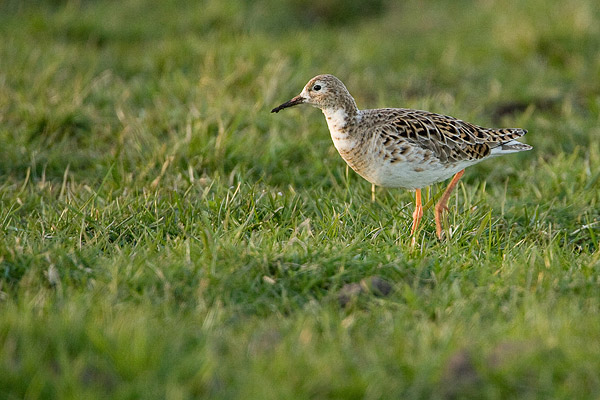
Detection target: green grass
<box><xmin>1</xmin><ymin>0</ymin><xmax>599</xmax><ymax>398</ymax></box>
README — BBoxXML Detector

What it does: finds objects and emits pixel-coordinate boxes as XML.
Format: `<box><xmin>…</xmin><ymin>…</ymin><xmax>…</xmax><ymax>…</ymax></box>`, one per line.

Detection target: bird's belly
<box><xmin>370</xmin><ymin>163</ymin><xmax>455</xmax><ymax>189</ymax></box>
<box><xmin>342</xmin><ymin>154</ymin><xmax>468</xmax><ymax>190</ymax></box>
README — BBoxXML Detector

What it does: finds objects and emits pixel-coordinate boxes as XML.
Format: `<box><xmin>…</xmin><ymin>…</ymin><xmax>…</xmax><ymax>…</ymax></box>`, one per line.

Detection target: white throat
<box><xmin>323</xmin><ymin>108</ymin><xmax>355</xmax><ymax>152</ymax></box>
<box><xmin>323</xmin><ymin>108</ymin><xmax>348</xmax><ymax>134</ymax></box>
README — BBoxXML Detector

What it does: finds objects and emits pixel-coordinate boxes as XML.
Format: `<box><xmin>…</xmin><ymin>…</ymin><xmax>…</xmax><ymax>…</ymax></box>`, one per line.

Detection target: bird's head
<box><xmin>271</xmin><ymin>74</ymin><xmax>353</xmax><ymax>113</ymax></box>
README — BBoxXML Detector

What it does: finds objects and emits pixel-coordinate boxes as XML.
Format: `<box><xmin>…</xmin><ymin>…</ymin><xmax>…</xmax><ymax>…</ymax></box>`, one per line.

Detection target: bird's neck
<box><xmin>323</xmin><ymin>104</ymin><xmax>361</xmax><ymax>156</ymax></box>
<box><xmin>322</xmin><ymin>96</ymin><xmax>359</xmax><ymax>137</ymax></box>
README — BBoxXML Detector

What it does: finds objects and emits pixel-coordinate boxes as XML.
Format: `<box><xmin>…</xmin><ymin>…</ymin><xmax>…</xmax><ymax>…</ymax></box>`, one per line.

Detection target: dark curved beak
<box><xmin>271</xmin><ymin>95</ymin><xmax>305</xmax><ymax>113</ymax></box>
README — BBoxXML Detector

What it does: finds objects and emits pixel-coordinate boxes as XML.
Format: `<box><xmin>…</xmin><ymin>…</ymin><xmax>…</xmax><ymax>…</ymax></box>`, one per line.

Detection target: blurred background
<box><xmin>1</xmin><ymin>2</ymin><xmax>600</xmax><ymax>398</ymax></box>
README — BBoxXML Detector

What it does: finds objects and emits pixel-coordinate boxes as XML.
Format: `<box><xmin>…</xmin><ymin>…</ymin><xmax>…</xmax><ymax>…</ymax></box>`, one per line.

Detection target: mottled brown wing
<box><xmin>374</xmin><ymin>108</ymin><xmax>526</xmax><ymax>164</ymax></box>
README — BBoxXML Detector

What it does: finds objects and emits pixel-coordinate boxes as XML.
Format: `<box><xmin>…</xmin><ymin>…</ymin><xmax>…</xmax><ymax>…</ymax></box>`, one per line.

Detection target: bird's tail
<box><xmin>488</xmin><ymin>128</ymin><xmax>532</xmax><ymax>155</ymax></box>
<box><xmin>498</xmin><ymin>139</ymin><xmax>533</xmax><ymax>153</ymax></box>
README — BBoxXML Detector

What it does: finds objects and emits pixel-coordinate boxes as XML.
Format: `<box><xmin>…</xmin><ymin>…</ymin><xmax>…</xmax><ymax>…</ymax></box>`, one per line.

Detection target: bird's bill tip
<box><xmin>271</xmin><ymin>95</ymin><xmax>305</xmax><ymax>113</ymax></box>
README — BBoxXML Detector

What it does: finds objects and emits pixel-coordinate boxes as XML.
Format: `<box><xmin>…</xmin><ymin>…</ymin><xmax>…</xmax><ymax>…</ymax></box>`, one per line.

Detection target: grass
<box><xmin>1</xmin><ymin>0</ymin><xmax>599</xmax><ymax>398</ymax></box>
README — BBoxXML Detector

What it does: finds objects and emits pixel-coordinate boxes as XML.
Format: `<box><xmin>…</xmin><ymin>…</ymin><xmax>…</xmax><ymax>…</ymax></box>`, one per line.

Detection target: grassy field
<box><xmin>1</xmin><ymin>0</ymin><xmax>599</xmax><ymax>398</ymax></box>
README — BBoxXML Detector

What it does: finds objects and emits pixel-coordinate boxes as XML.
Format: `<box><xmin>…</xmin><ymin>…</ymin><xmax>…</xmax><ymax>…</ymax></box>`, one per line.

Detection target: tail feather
<box><xmin>487</xmin><ymin>128</ymin><xmax>532</xmax><ymax>156</ymax></box>
<box><xmin>490</xmin><ymin>128</ymin><xmax>528</xmax><ymax>141</ymax></box>
<box><xmin>501</xmin><ymin>139</ymin><xmax>532</xmax><ymax>152</ymax></box>
<box><xmin>490</xmin><ymin>139</ymin><xmax>532</xmax><ymax>155</ymax></box>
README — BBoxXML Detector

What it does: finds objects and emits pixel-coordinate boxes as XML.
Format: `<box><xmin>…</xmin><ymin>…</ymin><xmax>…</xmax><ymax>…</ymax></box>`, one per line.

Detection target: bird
<box><xmin>271</xmin><ymin>74</ymin><xmax>531</xmax><ymax>240</ymax></box>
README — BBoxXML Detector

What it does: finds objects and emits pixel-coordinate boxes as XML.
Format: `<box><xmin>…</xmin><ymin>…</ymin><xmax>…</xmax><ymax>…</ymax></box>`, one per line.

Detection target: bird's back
<box><xmin>360</xmin><ymin>107</ymin><xmax>530</xmax><ymax>161</ymax></box>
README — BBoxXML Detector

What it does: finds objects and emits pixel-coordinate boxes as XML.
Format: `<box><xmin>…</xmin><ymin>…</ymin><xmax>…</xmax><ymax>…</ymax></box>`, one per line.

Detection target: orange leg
<box><xmin>435</xmin><ymin>169</ymin><xmax>465</xmax><ymax>239</ymax></box>
<box><xmin>410</xmin><ymin>188</ymin><xmax>423</xmax><ymax>236</ymax></box>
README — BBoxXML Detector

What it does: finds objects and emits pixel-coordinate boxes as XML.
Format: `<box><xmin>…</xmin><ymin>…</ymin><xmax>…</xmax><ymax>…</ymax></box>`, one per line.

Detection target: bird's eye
<box><xmin>313</xmin><ymin>84</ymin><xmax>321</xmax><ymax>91</ymax></box>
